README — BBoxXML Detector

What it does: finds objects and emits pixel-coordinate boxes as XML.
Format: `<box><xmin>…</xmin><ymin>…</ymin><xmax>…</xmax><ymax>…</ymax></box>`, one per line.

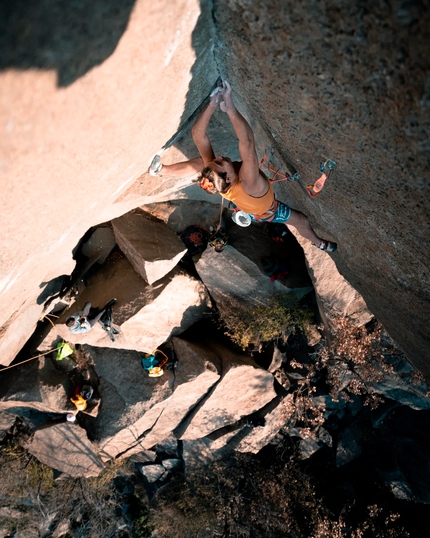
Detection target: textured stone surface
<box><xmin>196</xmin><ymin>244</ymin><xmax>311</xmax><ymax>314</ymax></box>
<box><xmin>111</xmin><ymin>209</ymin><xmax>187</xmax><ymax>285</ymax></box>
<box><xmin>81</xmin><ymin>226</ymin><xmax>117</xmax><ymax>265</ymax></box>
<box><xmin>209</xmin><ymin>0</ymin><xmax>430</xmax><ymax>377</ymax></box>
<box><xmin>289</xmin><ymin>229</ymin><xmax>373</xmax><ymax>326</ymax></box>
<box><xmin>0</xmin><ymin>0</ymin><xmax>214</xmax><ymax>366</ymax></box>
<box><xmin>27</xmin><ymin>423</ymin><xmax>104</xmax><ymax>478</ymax></box>
<box><xmin>39</xmin><ymin>262</ymin><xmax>210</xmax><ymax>354</ymax></box>
<box><xmin>182</xmin><ymin>362</ymin><xmax>276</xmax><ymax>440</ymax></box>
<box><xmin>0</xmin><ymin>411</ymin><xmax>16</xmax><ymax>440</ymax></box>
<box><xmin>0</xmin><ymin>357</ymin><xmax>73</xmax><ymax>413</ymax></box>
<box><xmin>234</xmin><ymin>397</ymin><xmax>288</xmax><ymax>454</ymax></box>
<box><xmin>137</xmin><ymin>464</ymin><xmax>166</xmax><ymax>483</ymax></box>
<box><xmin>84</xmin><ymin>346</ymin><xmax>173</xmax><ymax>460</ymax></box>
<box><xmin>141</xmin><ymin>337</ymin><xmax>221</xmax><ymax>449</ymax></box>
<box><xmin>120</xmin><ymin>273</ymin><xmax>211</xmax><ymax>351</ymax></box>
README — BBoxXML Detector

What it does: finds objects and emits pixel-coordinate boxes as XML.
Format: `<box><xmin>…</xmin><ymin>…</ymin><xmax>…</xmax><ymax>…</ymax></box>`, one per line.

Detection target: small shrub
<box><xmin>314</xmin><ymin>317</ymin><xmax>401</xmax><ymax>407</ymax></box>
<box><xmin>148</xmin><ymin>442</ymin><xmax>408</xmax><ymax>538</ymax></box>
<box><xmin>218</xmin><ymin>293</ymin><xmax>314</xmax><ymax>350</ymax></box>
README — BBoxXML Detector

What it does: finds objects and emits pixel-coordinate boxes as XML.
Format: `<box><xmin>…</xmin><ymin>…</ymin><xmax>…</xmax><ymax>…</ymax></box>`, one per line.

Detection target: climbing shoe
<box><xmin>317</xmin><ymin>240</ymin><xmax>337</xmax><ymax>252</ymax></box>
<box><xmin>149</xmin><ymin>154</ymin><xmax>162</xmax><ymax>176</ymax></box>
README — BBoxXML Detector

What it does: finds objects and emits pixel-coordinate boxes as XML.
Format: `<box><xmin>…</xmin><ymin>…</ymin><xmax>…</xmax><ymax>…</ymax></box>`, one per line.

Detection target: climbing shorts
<box><xmin>228</xmin><ymin>198</ymin><xmax>291</xmax><ymax>224</ymax></box>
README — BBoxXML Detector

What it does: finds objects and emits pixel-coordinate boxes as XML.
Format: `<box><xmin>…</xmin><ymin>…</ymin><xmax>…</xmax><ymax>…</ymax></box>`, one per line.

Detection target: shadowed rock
<box><xmin>26</xmin><ymin>422</ymin><xmax>104</xmax><ymax>478</ymax></box>
<box><xmin>288</xmin><ymin>228</ymin><xmax>373</xmax><ymax>327</ymax></box>
<box><xmin>182</xmin><ymin>360</ymin><xmax>277</xmax><ymax>440</ymax></box>
<box><xmin>112</xmin><ymin>209</ymin><xmax>187</xmax><ymax>285</ymax></box>
<box><xmin>140</xmin><ymin>337</ymin><xmax>221</xmax><ymax>449</ymax></box>
<box><xmin>195</xmin><ymin>244</ymin><xmax>312</xmax><ymax>314</ymax></box>
<box><xmin>83</xmin><ymin>346</ymin><xmax>173</xmax><ymax>461</ymax></box>
<box><xmin>0</xmin><ymin>357</ymin><xmax>73</xmax><ymax>414</ymax></box>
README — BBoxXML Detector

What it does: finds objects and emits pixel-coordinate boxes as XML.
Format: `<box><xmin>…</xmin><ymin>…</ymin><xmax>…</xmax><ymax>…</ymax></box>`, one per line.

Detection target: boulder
<box><xmin>161</xmin><ymin>458</ymin><xmax>182</xmax><ymax>473</ymax></box>
<box><xmin>137</xmin><ymin>463</ymin><xmax>167</xmax><ymax>483</ymax></box>
<box><xmin>0</xmin><ymin>357</ymin><xmax>73</xmax><ymax>414</ymax></box>
<box><xmin>288</xmin><ymin>228</ymin><xmax>373</xmax><ymax>327</ymax></box>
<box><xmin>120</xmin><ymin>273</ymin><xmax>210</xmax><ymax>352</ymax></box>
<box><xmin>83</xmin><ymin>346</ymin><xmax>173</xmax><ymax>460</ymax></box>
<box><xmin>182</xmin><ymin>438</ymin><xmax>233</xmax><ymax>473</ymax></box>
<box><xmin>335</xmin><ymin>425</ymin><xmax>363</xmax><ymax>467</ymax></box>
<box><xmin>196</xmin><ymin>245</ymin><xmax>311</xmax><ymax>314</ymax></box>
<box><xmin>268</xmin><ymin>346</ymin><xmax>286</xmax><ymax>373</ymax></box>
<box><xmin>91</xmin><ymin>337</ymin><xmax>222</xmax><ymax>460</ymax></box>
<box><xmin>234</xmin><ymin>396</ymin><xmax>290</xmax><ymax>454</ymax></box>
<box><xmin>39</xmin><ymin>261</ymin><xmax>211</xmax><ymax>354</ymax></box>
<box><xmin>26</xmin><ymin>422</ymin><xmax>104</xmax><ymax>478</ymax></box>
<box><xmin>0</xmin><ymin>411</ymin><xmax>16</xmax><ymax>440</ymax></box>
<box><xmin>181</xmin><ymin>347</ymin><xmax>277</xmax><ymax>440</ymax></box>
<box><xmin>140</xmin><ymin>337</ymin><xmax>221</xmax><ymax>449</ymax></box>
<box><xmin>111</xmin><ymin>209</ymin><xmax>187</xmax><ymax>285</ymax></box>
<box><xmin>380</xmin><ymin>470</ymin><xmax>414</xmax><ymax>501</ymax></box>
<box><xmin>128</xmin><ymin>450</ymin><xmax>157</xmax><ymax>464</ymax></box>
<box><xmin>81</xmin><ymin>226</ymin><xmax>117</xmax><ymax>265</ymax></box>
<box><xmin>367</xmin><ymin>353</ymin><xmax>430</xmax><ymax>411</ymax></box>
<box><xmin>286</xmin><ymin>426</ymin><xmax>326</xmax><ymax>460</ymax></box>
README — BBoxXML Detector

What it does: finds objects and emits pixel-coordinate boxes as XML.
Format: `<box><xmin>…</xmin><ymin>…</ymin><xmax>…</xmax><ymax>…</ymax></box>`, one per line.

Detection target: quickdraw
<box><xmin>259</xmin><ymin>147</ymin><xmax>300</xmax><ymax>183</ymax></box>
<box><xmin>306</xmin><ymin>160</ymin><xmax>337</xmax><ymax>198</ymax></box>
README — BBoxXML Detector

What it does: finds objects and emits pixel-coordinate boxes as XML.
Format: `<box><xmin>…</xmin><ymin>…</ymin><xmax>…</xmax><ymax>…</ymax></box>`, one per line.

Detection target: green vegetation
<box><xmin>218</xmin><ymin>293</ymin><xmax>314</xmax><ymax>350</ymax></box>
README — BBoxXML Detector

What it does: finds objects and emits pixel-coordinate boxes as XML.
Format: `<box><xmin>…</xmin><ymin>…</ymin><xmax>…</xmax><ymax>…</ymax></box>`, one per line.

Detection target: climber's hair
<box><xmin>196</xmin><ymin>167</ymin><xmax>229</xmax><ymax>194</ymax></box>
<box><xmin>66</xmin><ymin>317</ymin><xmax>76</xmax><ymax>327</ymax></box>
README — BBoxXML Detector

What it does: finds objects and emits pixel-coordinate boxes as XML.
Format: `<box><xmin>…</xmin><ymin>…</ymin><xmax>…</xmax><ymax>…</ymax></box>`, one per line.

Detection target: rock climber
<box><xmin>65</xmin><ymin>299</ymin><xmax>116</xmax><ymax>334</ymax></box>
<box><xmin>149</xmin><ymin>80</ymin><xmax>337</xmax><ymax>252</ymax></box>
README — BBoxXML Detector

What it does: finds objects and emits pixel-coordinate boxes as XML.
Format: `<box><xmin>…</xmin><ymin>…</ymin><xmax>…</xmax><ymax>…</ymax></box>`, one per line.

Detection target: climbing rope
<box><xmin>259</xmin><ymin>147</ymin><xmax>301</xmax><ymax>183</ymax></box>
<box><xmin>218</xmin><ymin>197</ymin><xmax>225</xmax><ymax>230</ymax></box>
<box><xmin>0</xmin><ymin>347</ymin><xmax>58</xmax><ymax>372</ymax></box>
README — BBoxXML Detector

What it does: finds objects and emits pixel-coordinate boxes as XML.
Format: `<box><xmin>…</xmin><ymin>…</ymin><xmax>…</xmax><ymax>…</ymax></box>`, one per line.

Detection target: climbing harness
<box><xmin>259</xmin><ymin>147</ymin><xmax>301</xmax><ymax>183</ymax></box>
<box><xmin>306</xmin><ymin>160</ymin><xmax>337</xmax><ymax>199</ymax></box>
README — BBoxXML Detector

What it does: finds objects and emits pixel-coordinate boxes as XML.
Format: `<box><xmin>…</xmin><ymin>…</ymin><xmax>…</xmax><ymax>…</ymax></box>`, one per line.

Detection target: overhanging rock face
<box><xmin>1</xmin><ymin>0</ymin><xmax>429</xmax><ymax>383</ymax></box>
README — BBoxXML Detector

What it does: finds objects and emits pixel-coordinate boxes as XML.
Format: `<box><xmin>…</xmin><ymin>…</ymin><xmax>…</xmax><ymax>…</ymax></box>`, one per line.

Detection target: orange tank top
<box><xmin>222</xmin><ymin>176</ymin><xmax>275</xmax><ymax>217</ymax></box>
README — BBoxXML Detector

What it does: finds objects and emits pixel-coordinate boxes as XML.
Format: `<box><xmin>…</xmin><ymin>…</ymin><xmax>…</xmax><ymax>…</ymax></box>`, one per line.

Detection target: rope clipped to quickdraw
<box><xmin>306</xmin><ymin>159</ymin><xmax>337</xmax><ymax>198</ymax></box>
<box><xmin>207</xmin><ymin>198</ymin><xmax>228</xmax><ymax>251</ymax></box>
<box><xmin>218</xmin><ymin>197</ymin><xmax>224</xmax><ymax>230</ymax></box>
<box><xmin>259</xmin><ymin>147</ymin><xmax>300</xmax><ymax>183</ymax></box>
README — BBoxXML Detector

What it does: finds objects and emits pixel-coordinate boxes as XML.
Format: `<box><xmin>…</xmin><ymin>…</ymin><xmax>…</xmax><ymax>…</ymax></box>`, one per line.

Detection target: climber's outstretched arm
<box><xmin>219</xmin><ymin>81</ymin><xmax>260</xmax><ymax>188</ymax></box>
<box><xmin>191</xmin><ymin>90</ymin><xmax>219</xmax><ymax>166</ymax></box>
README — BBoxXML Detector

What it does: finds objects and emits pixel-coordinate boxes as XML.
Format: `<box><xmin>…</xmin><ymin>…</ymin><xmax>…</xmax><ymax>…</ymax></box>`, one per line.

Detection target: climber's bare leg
<box><xmin>160</xmin><ymin>156</ymin><xmax>204</xmax><ymax>177</ymax></box>
<box><xmin>286</xmin><ymin>209</ymin><xmax>323</xmax><ymax>246</ymax></box>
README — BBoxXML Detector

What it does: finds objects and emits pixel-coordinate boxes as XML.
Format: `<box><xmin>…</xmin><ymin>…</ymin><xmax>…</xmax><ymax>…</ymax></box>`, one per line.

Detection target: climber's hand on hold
<box><xmin>220</xmin><ymin>80</ymin><xmax>235</xmax><ymax>114</ymax></box>
<box><xmin>209</xmin><ymin>86</ymin><xmax>221</xmax><ymax>109</ymax></box>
